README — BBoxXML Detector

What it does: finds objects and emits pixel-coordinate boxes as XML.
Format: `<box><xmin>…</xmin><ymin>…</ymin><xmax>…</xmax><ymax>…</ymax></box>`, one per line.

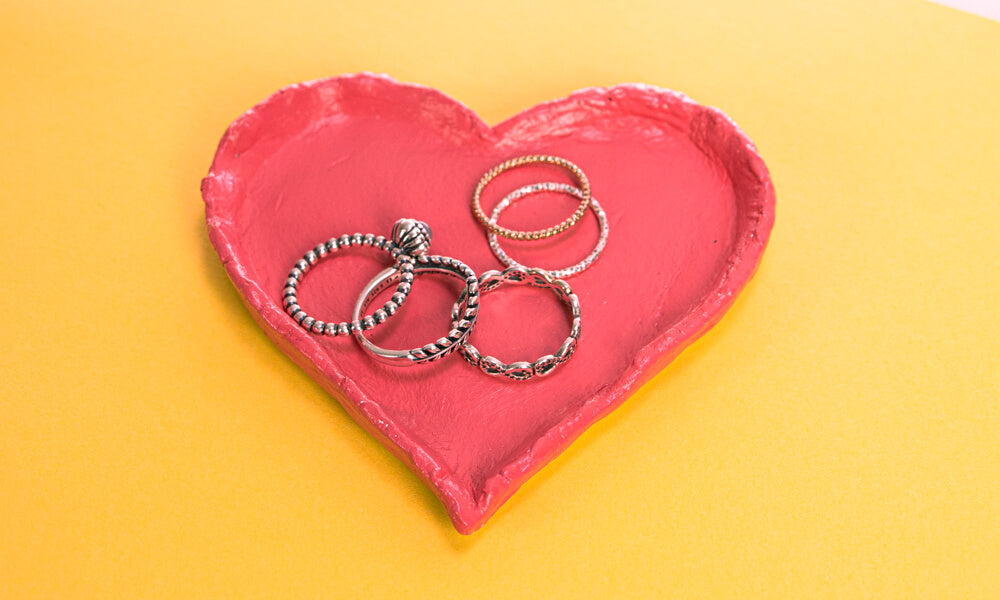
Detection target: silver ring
<box><xmin>487</xmin><ymin>182</ymin><xmax>608</xmax><ymax>279</ymax></box>
<box><xmin>353</xmin><ymin>254</ymin><xmax>480</xmax><ymax>365</ymax></box>
<box><xmin>282</xmin><ymin>218</ymin><xmax>431</xmax><ymax>336</ymax></box>
<box><xmin>453</xmin><ymin>266</ymin><xmax>581</xmax><ymax>380</ymax></box>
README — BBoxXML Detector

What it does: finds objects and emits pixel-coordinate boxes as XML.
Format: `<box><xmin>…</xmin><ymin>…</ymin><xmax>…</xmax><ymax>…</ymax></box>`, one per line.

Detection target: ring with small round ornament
<box><xmin>281</xmin><ymin>218</ymin><xmax>432</xmax><ymax>336</ymax></box>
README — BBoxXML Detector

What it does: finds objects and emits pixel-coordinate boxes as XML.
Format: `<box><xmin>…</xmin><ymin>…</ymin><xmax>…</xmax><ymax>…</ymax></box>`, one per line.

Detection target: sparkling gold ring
<box><xmin>471</xmin><ymin>155</ymin><xmax>591</xmax><ymax>241</ymax></box>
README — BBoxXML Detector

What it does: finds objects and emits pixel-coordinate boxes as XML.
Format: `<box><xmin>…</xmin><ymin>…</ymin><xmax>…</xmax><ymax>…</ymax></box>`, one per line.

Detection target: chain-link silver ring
<box><xmin>452</xmin><ymin>266</ymin><xmax>581</xmax><ymax>380</ymax></box>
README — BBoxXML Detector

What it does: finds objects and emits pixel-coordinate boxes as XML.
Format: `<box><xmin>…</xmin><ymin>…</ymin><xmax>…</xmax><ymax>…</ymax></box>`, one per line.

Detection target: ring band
<box><xmin>487</xmin><ymin>182</ymin><xmax>609</xmax><ymax>279</ymax></box>
<box><xmin>282</xmin><ymin>218</ymin><xmax>431</xmax><ymax>336</ymax></box>
<box><xmin>353</xmin><ymin>254</ymin><xmax>480</xmax><ymax>365</ymax></box>
<box><xmin>472</xmin><ymin>155</ymin><xmax>591</xmax><ymax>241</ymax></box>
<box><xmin>453</xmin><ymin>266</ymin><xmax>581</xmax><ymax>380</ymax></box>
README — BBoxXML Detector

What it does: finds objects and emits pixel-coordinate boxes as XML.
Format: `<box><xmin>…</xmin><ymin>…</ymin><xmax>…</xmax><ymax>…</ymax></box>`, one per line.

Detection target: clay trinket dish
<box><xmin>202</xmin><ymin>73</ymin><xmax>775</xmax><ymax>534</ymax></box>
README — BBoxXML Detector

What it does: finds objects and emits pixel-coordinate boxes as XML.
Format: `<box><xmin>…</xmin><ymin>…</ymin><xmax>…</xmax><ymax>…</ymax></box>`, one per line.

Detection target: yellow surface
<box><xmin>2</xmin><ymin>0</ymin><xmax>998</xmax><ymax>597</ymax></box>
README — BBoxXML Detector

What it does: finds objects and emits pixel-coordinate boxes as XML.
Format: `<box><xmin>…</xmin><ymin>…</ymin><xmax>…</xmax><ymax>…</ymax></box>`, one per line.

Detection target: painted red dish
<box><xmin>202</xmin><ymin>73</ymin><xmax>775</xmax><ymax>533</ymax></box>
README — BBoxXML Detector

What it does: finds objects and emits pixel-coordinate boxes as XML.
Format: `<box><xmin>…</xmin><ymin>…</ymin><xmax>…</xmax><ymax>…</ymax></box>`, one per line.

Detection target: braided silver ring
<box><xmin>282</xmin><ymin>218</ymin><xmax>431</xmax><ymax>336</ymax></box>
<box><xmin>353</xmin><ymin>254</ymin><xmax>480</xmax><ymax>365</ymax></box>
<box><xmin>487</xmin><ymin>182</ymin><xmax>609</xmax><ymax>279</ymax></box>
<box><xmin>453</xmin><ymin>266</ymin><xmax>581</xmax><ymax>380</ymax></box>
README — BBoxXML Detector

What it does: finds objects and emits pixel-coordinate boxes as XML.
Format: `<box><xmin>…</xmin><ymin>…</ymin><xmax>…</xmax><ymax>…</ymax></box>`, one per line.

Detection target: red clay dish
<box><xmin>202</xmin><ymin>73</ymin><xmax>775</xmax><ymax>533</ymax></box>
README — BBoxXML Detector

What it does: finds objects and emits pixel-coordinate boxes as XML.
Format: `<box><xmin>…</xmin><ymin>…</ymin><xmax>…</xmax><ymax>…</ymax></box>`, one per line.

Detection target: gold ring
<box><xmin>471</xmin><ymin>155</ymin><xmax>591</xmax><ymax>240</ymax></box>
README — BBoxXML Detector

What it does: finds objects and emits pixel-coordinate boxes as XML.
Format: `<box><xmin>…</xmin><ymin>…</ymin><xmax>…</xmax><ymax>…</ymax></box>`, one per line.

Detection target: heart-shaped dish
<box><xmin>202</xmin><ymin>73</ymin><xmax>775</xmax><ymax>533</ymax></box>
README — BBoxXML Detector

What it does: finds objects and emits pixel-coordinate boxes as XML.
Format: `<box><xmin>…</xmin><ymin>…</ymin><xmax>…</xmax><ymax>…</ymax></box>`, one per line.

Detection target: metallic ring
<box><xmin>488</xmin><ymin>182</ymin><xmax>609</xmax><ymax>279</ymax></box>
<box><xmin>452</xmin><ymin>266</ymin><xmax>581</xmax><ymax>380</ymax></box>
<box><xmin>353</xmin><ymin>254</ymin><xmax>480</xmax><ymax>365</ymax></box>
<box><xmin>472</xmin><ymin>155</ymin><xmax>591</xmax><ymax>241</ymax></box>
<box><xmin>282</xmin><ymin>218</ymin><xmax>431</xmax><ymax>336</ymax></box>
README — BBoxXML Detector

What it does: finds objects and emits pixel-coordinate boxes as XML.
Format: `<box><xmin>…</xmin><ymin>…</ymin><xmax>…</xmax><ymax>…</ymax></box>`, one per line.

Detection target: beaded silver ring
<box><xmin>487</xmin><ymin>182</ymin><xmax>609</xmax><ymax>279</ymax></box>
<box><xmin>353</xmin><ymin>254</ymin><xmax>481</xmax><ymax>366</ymax></box>
<box><xmin>282</xmin><ymin>218</ymin><xmax>431</xmax><ymax>336</ymax></box>
<box><xmin>452</xmin><ymin>266</ymin><xmax>581</xmax><ymax>380</ymax></box>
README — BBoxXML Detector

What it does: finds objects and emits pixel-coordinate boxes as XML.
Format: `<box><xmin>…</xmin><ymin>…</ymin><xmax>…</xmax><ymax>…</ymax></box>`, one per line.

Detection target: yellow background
<box><xmin>2</xmin><ymin>1</ymin><xmax>998</xmax><ymax>597</ymax></box>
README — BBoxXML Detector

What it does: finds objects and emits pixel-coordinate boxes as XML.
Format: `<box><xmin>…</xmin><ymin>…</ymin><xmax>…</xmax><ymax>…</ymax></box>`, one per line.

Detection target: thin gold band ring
<box><xmin>471</xmin><ymin>155</ymin><xmax>591</xmax><ymax>240</ymax></box>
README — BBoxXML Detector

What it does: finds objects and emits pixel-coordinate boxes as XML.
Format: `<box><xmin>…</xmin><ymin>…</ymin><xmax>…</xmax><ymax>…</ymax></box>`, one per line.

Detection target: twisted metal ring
<box><xmin>353</xmin><ymin>255</ymin><xmax>480</xmax><ymax>365</ymax></box>
<box><xmin>472</xmin><ymin>155</ymin><xmax>591</xmax><ymax>241</ymax></box>
<box><xmin>282</xmin><ymin>219</ymin><xmax>431</xmax><ymax>336</ymax></box>
<box><xmin>452</xmin><ymin>266</ymin><xmax>581</xmax><ymax>380</ymax></box>
<box><xmin>488</xmin><ymin>182</ymin><xmax>609</xmax><ymax>279</ymax></box>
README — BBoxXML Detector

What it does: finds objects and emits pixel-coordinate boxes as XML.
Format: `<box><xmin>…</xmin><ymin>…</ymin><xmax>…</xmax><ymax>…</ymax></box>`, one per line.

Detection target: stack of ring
<box><xmin>472</xmin><ymin>155</ymin><xmax>592</xmax><ymax>242</ymax></box>
<box><xmin>284</xmin><ymin>216</ymin><xmax>582</xmax><ymax>379</ymax></box>
<box><xmin>472</xmin><ymin>155</ymin><xmax>607</xmax><ymax>278</ymax></box>
<box><xmin>282</xmin><ymin>218</ymin><xmax>437</xmax><ymax>336</ymax></box>
<box><xmin>285</xmin><ymin>221</ymin><xmax>582</xmax><ymax>380</ymax></box>
<box><xmin>282</xmin><ymin>154</ymin><xmax>603</xmax><ymax>380</ymax></box>
<box><xmin>487</xmin><ymin>182</ymin><xmax>609</xmax><ymax>279</ymax></box>
<box><xmin>283</xmin><ymin>217</ymin><xmax>481</xmax><ymax>367</ymax></box>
